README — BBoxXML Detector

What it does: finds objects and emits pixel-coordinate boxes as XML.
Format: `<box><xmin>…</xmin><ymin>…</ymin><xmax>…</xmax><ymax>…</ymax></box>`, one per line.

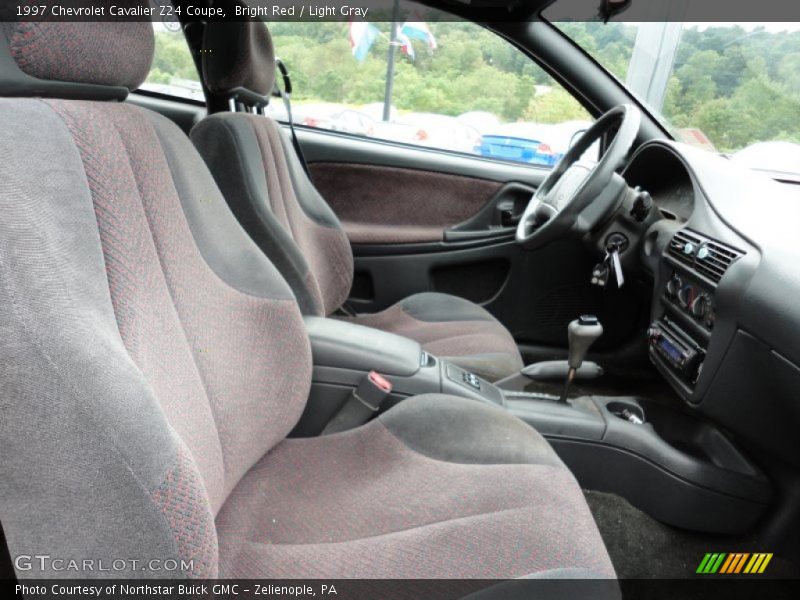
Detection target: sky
<box><xmin>689</xmin><ymin>22</ymin><xmax>800</xmax><ymax>33</ymax></box>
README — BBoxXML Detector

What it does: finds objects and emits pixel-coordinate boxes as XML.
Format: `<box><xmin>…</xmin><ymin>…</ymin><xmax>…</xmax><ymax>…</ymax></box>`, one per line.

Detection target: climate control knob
<box><xmin>666</xmin><ymin>275</ymin><xmax>682</xmax><ymax>298</ymax></box>
<box><xmin>691</xmin><ymin>294</ymin><xmax>711</xmax><ymax>320</ymax></box>
<box><xmin>677</xmin><ymin>285</ymin><xmax>694</xmax><ymax>309</ymax></box>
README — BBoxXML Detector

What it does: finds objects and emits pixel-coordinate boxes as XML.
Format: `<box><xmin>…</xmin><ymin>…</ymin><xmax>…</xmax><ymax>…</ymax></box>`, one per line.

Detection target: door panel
<box><xmin>293</xmin><ymin>126</ymin><xmax>646</xmax><ymax>358</ymax></box>
<box><xmin>347</xmin><ymin>237</ymin><xmax>643</xmax><ymax>355</ymax></box>
<box><xmin>296</xmin><ymin>126</ymin><xmax>551</xmax><ymax>187</ymax></box>
<box><xmin>348</xmin><ymin>241</ymin><xmax>516</xmax><ymax>315</ymax></box>
<box><xmin>309</xmin><ymin>162</ymin><xmax>503</xmax><ymax>244</ymax></box>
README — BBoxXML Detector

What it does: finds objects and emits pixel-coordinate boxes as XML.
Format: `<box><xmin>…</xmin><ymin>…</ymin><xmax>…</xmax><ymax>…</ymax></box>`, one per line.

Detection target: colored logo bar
<box><xmin>696</xmin><ymin>552</ymin><xmax>773</xmax><ymax>574</ymax></box>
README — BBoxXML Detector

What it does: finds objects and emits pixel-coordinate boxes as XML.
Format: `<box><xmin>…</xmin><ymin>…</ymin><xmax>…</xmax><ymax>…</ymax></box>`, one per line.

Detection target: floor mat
<box><xmin>584</xmin><ymin>489</ymin><xmax>800</xmax><ymax>579</ymax></box>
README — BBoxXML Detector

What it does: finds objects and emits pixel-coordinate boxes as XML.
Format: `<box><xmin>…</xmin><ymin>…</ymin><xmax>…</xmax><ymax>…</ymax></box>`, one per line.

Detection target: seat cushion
<box><xmin>343</xmin><ymin>292</ymin><xmax>524</xmax><ymax>381</ymax></box>
<box><xmin>216</xmin><ymin>395</ymin><xmax>614</xmax><ymax>579</ymax></box>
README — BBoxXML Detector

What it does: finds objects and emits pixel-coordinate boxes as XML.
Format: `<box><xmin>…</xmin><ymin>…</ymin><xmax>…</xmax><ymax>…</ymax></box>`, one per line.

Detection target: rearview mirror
<box><xmin>601</xmin><ymin>0</ymin><xmax>633</xmax><ymax>22</ymax></box>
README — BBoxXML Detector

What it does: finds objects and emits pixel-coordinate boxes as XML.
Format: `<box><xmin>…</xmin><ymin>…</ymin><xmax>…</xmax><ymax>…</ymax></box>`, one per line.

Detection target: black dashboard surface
<box><xmin>626</xmin><ymin>141</ymin><xmax>800</xmax><ymax>465</ymax></box>
<box><xmin>623</xmin><ymin>145</ymin><xmax>695</xmax><ymax>222</ymax></box>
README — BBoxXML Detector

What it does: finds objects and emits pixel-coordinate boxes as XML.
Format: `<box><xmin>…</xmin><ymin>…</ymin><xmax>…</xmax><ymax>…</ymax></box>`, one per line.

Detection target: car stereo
<box><xmin>648</xmin><ymin>315</ymin><xmax>706</xmax><ymax>384</ymax></box>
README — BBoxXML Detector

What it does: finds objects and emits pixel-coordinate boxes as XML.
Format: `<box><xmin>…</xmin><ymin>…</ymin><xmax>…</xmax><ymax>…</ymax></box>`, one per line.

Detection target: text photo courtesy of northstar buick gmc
<box><xmin>2</xmin><ymin>0</ymin><xmax>800</xmax><ymax>598</ymax></box>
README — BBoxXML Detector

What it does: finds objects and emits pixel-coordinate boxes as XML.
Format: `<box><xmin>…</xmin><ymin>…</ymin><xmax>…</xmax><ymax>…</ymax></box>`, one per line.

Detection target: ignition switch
<box><xmin>604</xmin><ymin>232</ymin><xmax>629</xmax><ymax>253</ymax></box>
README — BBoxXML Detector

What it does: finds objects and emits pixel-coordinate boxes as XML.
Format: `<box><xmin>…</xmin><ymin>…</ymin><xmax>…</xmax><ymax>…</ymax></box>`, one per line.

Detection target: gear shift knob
<box><xmin>567</xmin><ymin>315</ymin><xmax>604</xmax><ymax>369</ymax></box>
<box><xmin>559</xmin><ymin>315</ymin><xmax>603</xmax><ymax>403</ymax></box>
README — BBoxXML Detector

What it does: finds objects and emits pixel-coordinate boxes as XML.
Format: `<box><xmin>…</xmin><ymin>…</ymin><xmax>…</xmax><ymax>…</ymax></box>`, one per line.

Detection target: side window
<box><xmin>267</xmin><ymin>21</ymin><xmax>593</xmax><ymax>167</ymax></box>
<box><xmin>141</xmin><ymin>24</ymin><xmax>203</xmax><ymax>102</ymax></box>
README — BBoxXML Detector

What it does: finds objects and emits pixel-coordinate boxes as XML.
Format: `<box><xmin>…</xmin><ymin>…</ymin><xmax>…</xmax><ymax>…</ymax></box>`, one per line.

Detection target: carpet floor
<box><xmin>585</xmin><ymin>489</ymin><xmax>800</xmax><ymax>579</ymax></box>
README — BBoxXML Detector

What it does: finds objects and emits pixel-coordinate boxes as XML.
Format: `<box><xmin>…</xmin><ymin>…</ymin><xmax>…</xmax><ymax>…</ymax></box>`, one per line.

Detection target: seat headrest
<box><xmin>0</xmin><ymin>20</ymin><xmax>154</xmax><ymax>99</ymax></box>
<box><xmin>201</xmin><ymin>21</ymin><xmax>275</xmax><ymax>99</ymax></box>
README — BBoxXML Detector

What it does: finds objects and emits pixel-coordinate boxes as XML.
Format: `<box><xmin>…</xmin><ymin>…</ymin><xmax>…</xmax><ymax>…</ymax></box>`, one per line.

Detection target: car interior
<box><xmin>2</xmin><ymin>0</ymin><xmax>800</xmax><ymax>594</ymax></box>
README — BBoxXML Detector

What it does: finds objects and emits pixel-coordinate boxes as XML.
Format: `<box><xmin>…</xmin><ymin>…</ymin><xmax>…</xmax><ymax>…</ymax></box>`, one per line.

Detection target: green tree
<box><xmin>149</xmin><ymin>32</ymin><xmax>197</xmax><ymax>82</ymax></box>
<box><xmin>674</xmin><ymin>50</ymin><xmax>722</xmax><ymax>116</ymax></box>
<box><xmin>524</xmin><ymin>88</ymin><xmax>590</xmax><ymax>123</ymax></box>
<box><xmin>146</xmin><ymin>20</ymin><xmax>800</xmax><ymax>155</ymax></box>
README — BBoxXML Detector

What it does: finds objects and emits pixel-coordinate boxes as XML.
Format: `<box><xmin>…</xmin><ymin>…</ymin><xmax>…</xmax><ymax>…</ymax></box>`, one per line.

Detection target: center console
<box><xmin>294</xmin><ymin>311</ymin><xmax>771</xmax><ymax>536</ymax></box>
<box><xmin>291</xmin><ymin>317</ymin><xmax>504</xmax><ymax>436</ymax></box>
<box><xmin>647</xmin><ymin>230</ymin><xmax>742</xmax><ymax>399</ymax></box>
<box><xmin>648</xmin><ymin>262</ymin><xmax>714</xmax><ymax>388</ymax></box>
<box><xmin>504</xmin><ymin>390</ymin><xmax>771</xmax><ymax>534</ymax></box>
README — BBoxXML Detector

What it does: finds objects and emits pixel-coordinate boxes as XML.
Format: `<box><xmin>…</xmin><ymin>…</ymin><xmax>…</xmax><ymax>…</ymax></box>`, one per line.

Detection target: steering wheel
<box><xmin>516</xmin><ymin>103</ymin><xmax>641</xmax><ymax>250</ymax></box>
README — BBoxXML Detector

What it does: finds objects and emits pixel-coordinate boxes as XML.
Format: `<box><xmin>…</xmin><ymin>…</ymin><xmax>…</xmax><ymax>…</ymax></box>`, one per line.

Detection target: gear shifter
<box><xmin>559</xmin><ymin>315</ymin><xmax>603</xmax><ymax>403</ymax></box>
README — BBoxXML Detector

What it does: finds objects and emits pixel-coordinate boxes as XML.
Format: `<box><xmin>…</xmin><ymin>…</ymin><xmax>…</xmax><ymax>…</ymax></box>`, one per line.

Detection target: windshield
<box><xmin>550</xmin><ymin>21</ymin><xmax>800</xmax><ymax>177</ymax></box>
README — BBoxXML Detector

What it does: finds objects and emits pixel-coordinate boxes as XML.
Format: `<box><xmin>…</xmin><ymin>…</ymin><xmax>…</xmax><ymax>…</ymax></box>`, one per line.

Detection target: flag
<box><xmin>397</xmin><ymin>32</ymin><xmax>415</xmax><ymax>60</ymax></box>
<box><xmin>400</xmin><ymin>22</ymin><xmax>437</xmax><ymax>49</ymax></box>
<box><xmin>349</xmin><ymin>21</ymin><xmax>380</xmax><ymax>62</ymax></box>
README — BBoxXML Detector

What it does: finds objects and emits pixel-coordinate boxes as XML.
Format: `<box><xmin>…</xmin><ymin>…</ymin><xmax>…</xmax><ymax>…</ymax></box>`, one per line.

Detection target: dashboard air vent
<box><xmin>668</xmin><ymin>230</ymin><xmax>703</xmax><ymax>267</ymax></box>
<box><xmin>668</xmin><ymin>229</ymin><xmax>743</xmax><ymax>283</ymax></box>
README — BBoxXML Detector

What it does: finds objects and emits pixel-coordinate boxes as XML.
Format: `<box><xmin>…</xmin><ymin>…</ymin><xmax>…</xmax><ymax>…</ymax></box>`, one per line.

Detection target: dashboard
<box><xmin>624</xmin><ymin>145</ymin><xmax>696</xmax><ymax>222</ymax></box>
<box><xmin>622</xmin><ymin>141</ymin><xmax>800</xmax><ymax>466</ymax></box>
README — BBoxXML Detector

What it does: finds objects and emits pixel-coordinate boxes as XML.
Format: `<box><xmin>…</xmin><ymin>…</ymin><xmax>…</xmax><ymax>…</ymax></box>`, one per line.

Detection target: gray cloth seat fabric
<box><xmin>190</xmin><ymin>22</ymin><xmax>524</xmax><ymax>381</ymax></box>
<box><xmin>0</xmin><ymin>18</ymin><xmax>615</xmax><ymax>585</ymax></box>
<box><xmin>341</xmin><ymin>292</ymin><xmax>523</xmax><ymax>381</ymax></box>
<box><xmin>217</xmin><ymin>395</ymin><xmax>614</xmax><ymax>579</ymax></box>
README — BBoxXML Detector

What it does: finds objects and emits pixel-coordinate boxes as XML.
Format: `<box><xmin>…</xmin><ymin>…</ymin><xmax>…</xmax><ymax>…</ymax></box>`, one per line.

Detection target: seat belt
<box><xmin>274</xmin><ymin>59</ymin><xmax>312</xmax><ymax>181</ymax></box>
<box><xmin>335</xmin><ymin>303</ymin><xmax>358</xmax><ymax>318</ymax></box>
<box><xmin>273</xmin><ymin>60</ymin><xmax>358</xmax><ymax>320</ymax></box>
<box><xmin>323</xmin><ymin>371</ymin><xmax>393</xmax><ymax>434</ymax></box>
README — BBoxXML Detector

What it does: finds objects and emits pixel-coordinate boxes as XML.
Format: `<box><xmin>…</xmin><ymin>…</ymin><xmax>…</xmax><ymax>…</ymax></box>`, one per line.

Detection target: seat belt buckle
<box><xmin>353</xmin><ymin>371</ymin><xmax>392</xmax><ymax>412</ymax></box>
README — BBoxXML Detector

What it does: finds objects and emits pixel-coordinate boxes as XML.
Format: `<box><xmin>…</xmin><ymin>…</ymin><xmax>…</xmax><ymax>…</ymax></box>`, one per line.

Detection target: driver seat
<box><xmin>191</xmin><ymin>23</ymin><xmax>523</xmax><ymax>382</ymax></box>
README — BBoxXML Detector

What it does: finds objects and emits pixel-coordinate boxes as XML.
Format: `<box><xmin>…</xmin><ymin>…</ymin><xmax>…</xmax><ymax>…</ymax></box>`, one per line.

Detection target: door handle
<box><xmin>497</xmin><ymin>202</ymin><xmax>522</xmax><ymax>227</ymax></box>
<box><xmin>445</xmin><ymin>182</ymin><xmax>535</xmax><ymax>243</ymax></box>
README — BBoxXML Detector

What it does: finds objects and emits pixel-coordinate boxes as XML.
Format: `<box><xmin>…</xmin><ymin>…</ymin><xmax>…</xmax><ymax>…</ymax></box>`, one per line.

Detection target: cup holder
<box><xmin>606</xmin><ymin>401</ymin><xmax>645</xmax><ymax>425</ymax></box>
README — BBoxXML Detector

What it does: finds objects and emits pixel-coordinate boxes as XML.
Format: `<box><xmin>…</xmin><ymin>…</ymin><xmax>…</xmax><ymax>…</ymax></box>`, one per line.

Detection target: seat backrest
<box><xmin>191</xmin><ymin>22</ymin><xmax>354</xmax><ymax>318</ymax></box>
<box><xmin>0</xmin><ymin>18</ymin><xmax>311</xmax><ymax>578</ymax></box>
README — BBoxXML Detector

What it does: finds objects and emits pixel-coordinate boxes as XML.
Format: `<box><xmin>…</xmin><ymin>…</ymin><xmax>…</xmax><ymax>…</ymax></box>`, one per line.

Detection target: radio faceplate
<box><xmin>648</xmin><ymin>315</ymin><xmax>706</xmax><ymax>385</ymax></box>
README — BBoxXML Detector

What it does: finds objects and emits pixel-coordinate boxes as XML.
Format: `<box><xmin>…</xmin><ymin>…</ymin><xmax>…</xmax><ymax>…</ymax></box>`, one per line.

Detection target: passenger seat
<box><xmin>191</xmin><ymin>22</ymin><xmax>523</xmax><ymax>382</ymax></box>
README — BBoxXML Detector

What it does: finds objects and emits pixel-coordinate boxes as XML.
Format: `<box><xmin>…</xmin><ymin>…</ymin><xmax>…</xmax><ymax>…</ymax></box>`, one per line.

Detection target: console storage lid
<box><xmin>304</xmin><ymin>316</ymin><xmax>422</xmax><ymax>377</ymax></box>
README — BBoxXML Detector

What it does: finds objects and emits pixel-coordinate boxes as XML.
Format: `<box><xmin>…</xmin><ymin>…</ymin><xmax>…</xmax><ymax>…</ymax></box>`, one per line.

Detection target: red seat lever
<box><xmin>368</xmin><ymin>370</ymin><xmax>392</xmax><ymax>393</ymax></box>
